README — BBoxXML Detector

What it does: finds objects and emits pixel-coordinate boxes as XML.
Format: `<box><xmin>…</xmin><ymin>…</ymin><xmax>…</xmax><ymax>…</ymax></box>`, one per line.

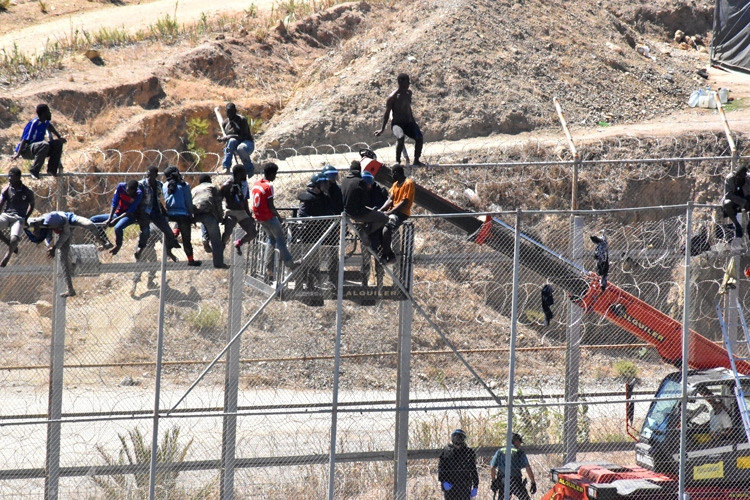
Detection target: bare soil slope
<box><xmin>262</xmin><ymin>0</ymin><xmax>716</xmax><ymax>149</ymax></box>
<box><xmin>0</xmin><ymin>0</ymin><xmax>728</xmax><ymax>163</ymax></box>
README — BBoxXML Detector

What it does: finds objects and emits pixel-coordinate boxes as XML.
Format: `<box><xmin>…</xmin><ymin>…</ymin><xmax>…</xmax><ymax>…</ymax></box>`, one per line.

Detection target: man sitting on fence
<box><xmin>341</xmin><ymin>160</ymin><xmax>393</xmax><ymax>261</ymax></box>
<box><xmin>252</xmin><ymin>162</ymin><xmax>299</xmax><ymax>280</ymax></box>
<box><xmin>138</xmin><ymin>165</ymin><xmax>180</xmax><ymax>262</ymax></box>
<box><xmin>217</xmin><ymin>102</ymin><xmax>255</xmax><ymax>174</ymax></box>
<box><xmin>192</xmin><ymin>174</ymin><xmax>228</xmax><ymax>269</ymax></box>
<box><xmin>379</xmin><ymin>164</ymin><xmax>414</xmax><ymax>263</ymax></box>
<box><xmin>162</xmin><ymin>166</ymin><xmax>201</xmax><ymax>267</ymax></box>
<box><xmin>90</xmin><ymin>180</ymin><xmax>150</xmax><ymax>257</ymax></box>
<box><xmin>0</xmin><ymin>167</ymin><xmax>35</xmax><ymax>267</ymax></box>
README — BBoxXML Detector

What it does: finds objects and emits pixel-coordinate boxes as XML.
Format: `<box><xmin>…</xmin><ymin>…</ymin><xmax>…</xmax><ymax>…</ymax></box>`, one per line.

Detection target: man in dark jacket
<box><xmin>340</xmin><ymin>160</ymin><xmax>392</xmax><ymax>259</ymax></box>
<box><xmin>297</xmin><ymin>173</ymin><xmax>333</xmax><ymax>289</ymax></box>
<box><xmin>722</xmin><ymin>165</ymin><xmax>750</xmax><ymax>239</ymax></box>
<box><xmin>321</xmin><ymin>165</ymin><xmax>343</xmax><ymax>214</ymax></box>
<box><xmin>221</xmin><ymin>165</ymin><xmax>258</xmax><ymax>255</ymax></box>
<box><xmin>0</xmin><ymin>167</ymin><xmax>35</xmax><ymax>266</ymax></box>
<box><xmin>438</xmin><ymin>429</ymin><xmax>479</xmax><ymax>499</ymax></box>
<box><xmin>217</xmin><ymin>102</ymin><xmax>255</xmax><ymax>174</ymax></box>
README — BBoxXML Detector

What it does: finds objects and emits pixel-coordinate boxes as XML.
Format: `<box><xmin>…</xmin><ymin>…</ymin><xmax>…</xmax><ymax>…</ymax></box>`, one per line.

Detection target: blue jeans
<box><xmin>259</xmin><ymin>217</ymin><xmax>293</xmax><ymax>273</ymax></box>
<box><xmin>90</xmin><ymin>213</ymin><xmax>150</xmax><ymax>248</ymax></box>
<box><xmin>222</xmin><ymin>138</ymin><xmax>254</xmax><ymax>173</ymax></box>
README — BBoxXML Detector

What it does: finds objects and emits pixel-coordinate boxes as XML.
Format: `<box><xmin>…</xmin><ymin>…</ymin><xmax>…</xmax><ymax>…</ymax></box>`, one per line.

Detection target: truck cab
<box><xmin>636</xmin><ymin>368</ymin><xmax>750</xmax><ymax>487</ymax></box>
<box><xmin>544</xmin><ymin>368</ymin><xmax>750</xmax><ymax>499</ymax></box>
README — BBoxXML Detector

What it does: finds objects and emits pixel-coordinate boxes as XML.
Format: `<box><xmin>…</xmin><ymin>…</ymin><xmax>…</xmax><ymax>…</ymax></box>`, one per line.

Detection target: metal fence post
<box><xmin>147</xmin><ymin>241</ymin><xmax>169</xmax><ymax>500</ymax></box>
<box><xmin>327</xmin><ymin>214</ymin><xmax>347</xmax><ymax>500</ymax></box>
<box><xmin>502</xmin><ymin>209</ymin><xmax>523</xmax><ymax>500</ymax></box>
<box><xmin>678</xmin><ymin>202</ymin><xmax>693</xmax><ymax>499</ymax></box>
<box><xmin>394</xmin><ymin>224</ymin><xmax>415</xmax><ymax>500</ymax></box>
<box><xmin>44</xmin><ymin>253</ymin><xmax>67</xmax><ymax>500</ymax></box>
<box><xmin>221</xmin><ymin>233</ymin><xmax>244</xmax><ymax>499</ymax></box>
<box><xmin>563</xmin><ymin>216</ymin><xmax>583</xmax><ymax>463</ymax></box>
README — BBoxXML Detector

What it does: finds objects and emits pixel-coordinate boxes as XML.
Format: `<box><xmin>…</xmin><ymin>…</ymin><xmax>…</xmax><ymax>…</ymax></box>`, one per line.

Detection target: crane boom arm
<box><xmin>368</xmin><ymin>160</ymin><xmax>749</xmax><ymax>374</ymax></box>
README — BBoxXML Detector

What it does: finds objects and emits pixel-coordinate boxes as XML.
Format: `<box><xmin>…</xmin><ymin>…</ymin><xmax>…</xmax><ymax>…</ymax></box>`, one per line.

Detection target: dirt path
<box><xmin>0</xmin><ymin>0</ymin><xmax>276</xmax><ymax>57</ymax></box>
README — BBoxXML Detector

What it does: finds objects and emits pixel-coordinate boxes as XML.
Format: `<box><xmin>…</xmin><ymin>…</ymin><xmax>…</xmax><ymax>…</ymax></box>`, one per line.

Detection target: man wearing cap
<box><xmin>12</xmin><ymin>103</ymin><xmax>66</xmax><ymax>178</ymax></box>
<box><xmin>340</xmin><ymin>160</ymin><xmax>393</xmax><ymax>259</ymax></box>
<box><xmin>374</xmin><ymin>73</ymin><xmax>425</xmax><ymax>166</ymax></box>
<box><xmin>490</xmin><ymin>433</ymin><xmax>536</xmax><ymax>499</ymax></box>
<box><xmin>438</xmin><ymin>429</ymin><xmax>479</xmax><ymax>499</ymax></box>
<box><xmin>321</xmin><ymin>165</ymin><xmax>343</xmax><ymax>214</ymax></box>
<box><xmin>26</xmin><ymin>212</ymin><xmax>77</xmax><ymax>298</ymax></box>
<box><xmin>217</xmin><ymin>102</ymin><xmax>255</xmax><ymax>174</ymax></box>
<box><xmin>0</xmin><ymin>167</ymin><xmax>35</xmax><ymax>267</ymax></box>
<box><xmin>297</xmin><ymin>173</ymin><xmax>333</xmax><ymax>289</ymax></box>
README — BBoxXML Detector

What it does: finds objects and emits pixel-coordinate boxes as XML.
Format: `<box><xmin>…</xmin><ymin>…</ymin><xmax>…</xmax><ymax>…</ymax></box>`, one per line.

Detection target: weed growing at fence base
<box><xmin>92</xmin><ymin>426</ymin><xmax>215</xmax><ymax>499</ymax></box>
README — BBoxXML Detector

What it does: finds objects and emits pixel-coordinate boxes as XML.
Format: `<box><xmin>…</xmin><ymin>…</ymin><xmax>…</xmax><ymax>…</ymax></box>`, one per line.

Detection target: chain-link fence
<box><xmin>1</xmin><ymin>143</ymin><xmax>750</xmax><ymax>499</ymax></box>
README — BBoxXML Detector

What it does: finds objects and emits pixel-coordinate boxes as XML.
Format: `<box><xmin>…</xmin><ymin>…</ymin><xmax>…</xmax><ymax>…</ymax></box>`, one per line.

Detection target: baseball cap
<box><xmin>512</xmin><ymin>433</ymin><xmax>523</xmax><ymax>443</ymax></box>
<box><xmin>361</xmin><ymin>171</ymin><xmax>374</xmax><ymax>184</ymax></box>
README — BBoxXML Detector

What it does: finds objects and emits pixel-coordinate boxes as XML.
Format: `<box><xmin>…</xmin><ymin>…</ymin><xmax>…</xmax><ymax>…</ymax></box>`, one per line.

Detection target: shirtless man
<box><xmin>374</xmin><ymin>73</ymin><xmax>425</xmax><ymax>166</ymax></box>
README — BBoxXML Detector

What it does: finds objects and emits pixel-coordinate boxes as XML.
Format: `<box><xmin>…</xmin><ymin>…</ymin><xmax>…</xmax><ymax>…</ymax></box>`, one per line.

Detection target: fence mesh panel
<box><xmin>1</xmin><ymin>142</ymin><xmax>750</xmax><ymax>498</ymax></box>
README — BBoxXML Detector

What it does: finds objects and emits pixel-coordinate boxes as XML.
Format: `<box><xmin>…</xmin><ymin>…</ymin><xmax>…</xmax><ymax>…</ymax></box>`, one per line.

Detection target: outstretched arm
<box><xmin>374</xmin><ymin>92</ymin><xmax>396</xmax><ymax>136</ymax></box>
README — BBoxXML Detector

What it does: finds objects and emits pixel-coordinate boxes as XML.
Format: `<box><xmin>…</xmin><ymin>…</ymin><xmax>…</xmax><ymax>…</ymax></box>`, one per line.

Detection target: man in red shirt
<box><xmin>252</xmin><ymin>162</ymin><xmax>299</xmax><ymax>280</ymax></box>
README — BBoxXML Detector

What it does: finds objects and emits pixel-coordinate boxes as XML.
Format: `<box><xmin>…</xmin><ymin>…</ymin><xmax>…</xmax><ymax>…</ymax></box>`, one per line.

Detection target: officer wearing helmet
<box><xmin>490</xmin><ymin>433</ymin><xmax>536</xmax><ymax>499</ymax></box>
<box><xmin>438</xmin><ymin>429</ymin><xmax>479</xmax><ymax>499</ymax></box>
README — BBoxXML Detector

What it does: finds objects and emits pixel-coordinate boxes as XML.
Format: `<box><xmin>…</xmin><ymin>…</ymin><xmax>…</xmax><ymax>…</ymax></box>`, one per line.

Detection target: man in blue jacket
<box><xmin>90</xmin><ymin>180</ymin><xmax>149</xmax><ymax>257</ymax></box>
<box><xmin>163</xmin><ymin>166</ymin><xmax>201</xmax><ymax>266</ymax></box>
<box><xmin>11</xmin><ymin>103</ymin><xmax>67</xmax><ymax>178</ymax></box>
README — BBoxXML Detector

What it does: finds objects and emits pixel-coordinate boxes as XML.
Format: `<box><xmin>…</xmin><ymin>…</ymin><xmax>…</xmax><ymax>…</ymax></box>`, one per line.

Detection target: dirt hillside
<box><xmin>0</xmin><ymin>0</ymin><xmax>732</xmax><ymax>164</ymax></box>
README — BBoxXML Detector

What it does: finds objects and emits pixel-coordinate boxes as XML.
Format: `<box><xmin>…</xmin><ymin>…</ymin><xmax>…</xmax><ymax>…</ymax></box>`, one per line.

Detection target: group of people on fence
<box><xmin>0</xmin><ymin>154</ymin><xmax>416</xmax><ymax>299</ymax></box>
<box><xmin>439</xmin><ymin>429</ymin><xmax>536</xmax><ymax>499</ymax></box>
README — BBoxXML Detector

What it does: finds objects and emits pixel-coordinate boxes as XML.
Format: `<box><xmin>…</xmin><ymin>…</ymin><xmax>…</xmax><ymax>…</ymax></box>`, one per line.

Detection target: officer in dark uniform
<box><xmin>438</xmin><ymin>429</ymin><xmax>479</xmax><ymax>499</ymax></box>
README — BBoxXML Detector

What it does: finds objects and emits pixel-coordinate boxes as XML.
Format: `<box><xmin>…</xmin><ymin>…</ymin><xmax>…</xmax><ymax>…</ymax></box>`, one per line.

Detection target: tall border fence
<box><xmin>2</xmin><ymin>144</ymin><xmax>750</xmax><ymax>499</ymax></box>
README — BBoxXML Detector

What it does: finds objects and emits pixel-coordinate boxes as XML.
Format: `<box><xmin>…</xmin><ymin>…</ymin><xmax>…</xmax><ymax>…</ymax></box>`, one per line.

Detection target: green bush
<box><xmin>613</xmin><ymin>360</ymin><xmax>639</xmax><ymax>381</ymax></box>
<box><xmin>187</xmin><ymin>306</ymin><xmax>222</xmax><ymax>335</ymax></box>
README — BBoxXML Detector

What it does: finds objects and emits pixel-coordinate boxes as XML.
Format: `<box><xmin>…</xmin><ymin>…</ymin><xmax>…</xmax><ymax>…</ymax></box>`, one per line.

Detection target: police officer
<box><xmin>438</xmin><ymin>429</ymin><xmax>479</xmax><ymax>499</ymax></box>
<box><xmin>490</xmin><ymin>433</ymin><xmax>536</xmax><ymax>499</ymax></box>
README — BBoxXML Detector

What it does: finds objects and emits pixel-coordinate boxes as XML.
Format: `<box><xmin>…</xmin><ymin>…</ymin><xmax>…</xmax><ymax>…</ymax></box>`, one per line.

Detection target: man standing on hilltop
<box><xmin>12</xmin><ymin>103</ymin><xmax>67</xmax><ymax>179</ymax></box>
<box><xmin>374</xmin><ymin>73</ymin><xmax>425</xmax><ymax>166</ymax></box>
<box><xmin>217</xmin><ymin>102</ymin><xmax>255</xmax><ymax>175</ymax></box>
